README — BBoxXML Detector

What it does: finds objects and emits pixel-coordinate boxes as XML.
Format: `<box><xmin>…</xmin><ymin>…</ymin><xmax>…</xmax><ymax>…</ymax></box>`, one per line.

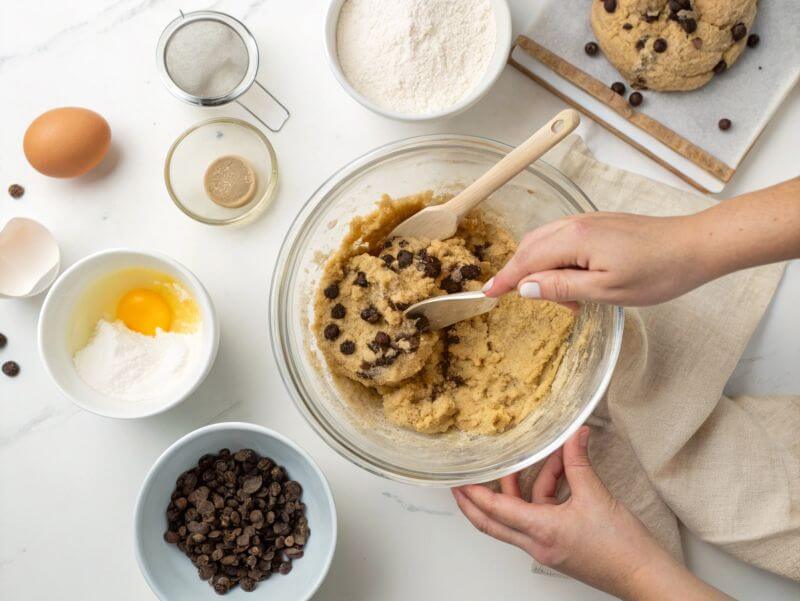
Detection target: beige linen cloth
<box><xmin>517</xmin><ymin>136</ymin><xmax>800</xmax><ymax>581</ymax></box>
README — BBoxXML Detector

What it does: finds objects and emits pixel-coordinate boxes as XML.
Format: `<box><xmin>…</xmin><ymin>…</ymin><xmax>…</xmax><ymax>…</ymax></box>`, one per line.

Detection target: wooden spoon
<box><xmin>387</xmin><ymin>109</ymin><xmax>580</xmax><ymax>241</ymax></box>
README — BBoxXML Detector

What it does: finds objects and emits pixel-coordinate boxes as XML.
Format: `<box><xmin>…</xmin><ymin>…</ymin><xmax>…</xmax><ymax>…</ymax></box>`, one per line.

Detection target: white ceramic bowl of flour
<box><xmin>38</xmin><ymin>249</ymin><xmax>219</xmax><ymax>419</ymax></box>
<box><xmin>325</xmin><ymin>0</ymin><xmax>512</xmax><ymax>121</ymax></box>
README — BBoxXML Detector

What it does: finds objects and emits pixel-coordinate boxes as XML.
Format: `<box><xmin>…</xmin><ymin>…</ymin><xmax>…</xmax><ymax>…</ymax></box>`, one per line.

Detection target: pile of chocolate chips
<box><xmin>164</xmin><ymin>448</ymin><xmax>310</xmax><ymax>595</ymax></box>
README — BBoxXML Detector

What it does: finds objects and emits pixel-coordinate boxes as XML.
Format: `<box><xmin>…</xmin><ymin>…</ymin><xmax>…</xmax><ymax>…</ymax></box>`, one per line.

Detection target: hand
<box><xmin>452</xmin><ymin>428</ymin><xmax>731</xmax><ymax>600</ymax></box>
<box><xmin>483</xmin><ymin>212</ymin><xmax>708</xmax><ymax>307</ymax></box>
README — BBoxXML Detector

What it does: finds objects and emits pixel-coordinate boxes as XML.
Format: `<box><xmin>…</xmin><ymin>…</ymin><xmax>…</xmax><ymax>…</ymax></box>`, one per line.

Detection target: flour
<box><xmin>73</xmin><ymin>320</ymin><xmax>201</xmax><ymax>402</ymax></box>
<box><xmin>336</xmin><ymin>0</ymin><xmax>497</xmax><ymax>115</ymax></box>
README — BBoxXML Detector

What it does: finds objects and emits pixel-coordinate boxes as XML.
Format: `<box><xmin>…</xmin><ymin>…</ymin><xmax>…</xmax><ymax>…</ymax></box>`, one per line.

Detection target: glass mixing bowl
<box><xmin>270</xmin><ymin>135</ymin><xmax>623</xmax><ymax>487</ymax></box>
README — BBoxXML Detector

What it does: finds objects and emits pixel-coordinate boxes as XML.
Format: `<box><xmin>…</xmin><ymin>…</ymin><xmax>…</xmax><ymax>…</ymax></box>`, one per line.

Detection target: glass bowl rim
<box><xmin>269</xmin><ymin>133</ymin><xmax>624</xmax><ymax>486</ymax></box>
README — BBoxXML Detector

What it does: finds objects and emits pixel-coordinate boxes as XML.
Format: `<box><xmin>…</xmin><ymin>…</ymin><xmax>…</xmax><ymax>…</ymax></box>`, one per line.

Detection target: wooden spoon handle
<box><xmin>446</xmin><ymin>109</ymin><xmax>580</xmax><ymax>219</ymax></box>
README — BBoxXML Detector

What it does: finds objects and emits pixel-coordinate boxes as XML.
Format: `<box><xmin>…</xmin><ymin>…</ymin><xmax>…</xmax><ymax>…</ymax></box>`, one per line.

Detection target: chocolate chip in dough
<box><xmin>747</xmin><ymin>33</ymin><xmax>760</xmax><ymax>48</ymax></box>
<box><xmin>323</xmin><ymin>324</ymin><xmax>341</xmax><ymax>341</ymax></box>
<box><xmin>635</xmin><ymin>37</ymin><xmax>647</xmax><ymax>51</ymax></box>
<box><xmin>419</xmin><ymin>255</ymin><xmax>442</xmax><ymax>279</ymax></box>
<box><xmin>713</xmin><ymin>60</ymin><xmax>727</xmax><ymax>75</ymax></box>
<box><xmin>681</xmin><ymin>18</ymin><xmax>697</xmax><ymax>34</ymax></box>
<box><xmin>414</xmin><ymin>315</ymin><xmax>430</xmax><ymax>333</ymax></box>
<box><xmin>603</xmin><ymin>0</ymin><xmax>617</xmax><ymax>13</ymax></box>
<box><xmin>628</xmin><ymin>92</ymin><xmax>644</xmax><ymax>107</ymax></box>
<box><xmin>460</xmin><ymin>264</ymin><xmax>481</xmax><ymax>280</ymax></box>
<box><xmin>718</xmin><ymin>118</ymin><xmax>732</xmax><ymax>131</ymax></box>
<box><xmin>611</xmin><ymin>81</ymin><xmax>626</xmax><ymax>95</ymax></box>
<box><xmin>692</xmin><ymin>37</ymin><xmax>703</xmax><ymax>50</ymax></box>
<box><xmin>439</xmin><ymin>276</ymin><xmax>463</xmax><ymax>294</ymax></box>
<box><xmin>653</xmin><ymin>38</ymin><xmax>668</xmax><ymax>53</ymax></box>
<box><xmin>360</xmin><ymin>305</ymin><xmax>381</xmax><ymax>323</ymax></box>
<box><xmin>2</xmin><ymin>361</ymin><xmax>19</xmax><ymax>377</ymax></box>
<box><xmin>340</xmin><ymin>340</ymin><xmax>356</xmax><ymax>355</ymax></box>
<box><xmin>622</xmin><ymin>23</ymin><xmax>633</xmax><ymax>30</ymax></box>
<box><xmin>7</xmin><ymin>184</ymin><xmax>24</xmax><ymax>199</ymax></box>
<box><xmin>374</xmin><ymin>331</ymin><xmax>391</xmax><ymax>347</ymax></box>
<box><xmin>584</xmin><ymin>41</ymin><xmax>599</xmax><ymax>56</ymax></box>
<box><xmin>381</xmin><ymin>254</ymin><xmax>394</xmax><ymax>266</ymax></box>
<box><xmin>397</xmin><ymin>249</ymin><xmax>413</xmax><ymax>268</ymax></box>
<box><xmin>732</xmin><ymin>22</ymin><xmax>747</xmax><ymax>42</ymax></box>
<box><xmin>331</xmin><ymin>303</ymin><xmax>346</xmax><ymax>319</ymax></box>
<box><xmin>323</xmin><ymin>283</ymin><xmax>340</xmax><ymax>299</ymax></box>
<box><xmin>354</xmin><ymin>271</ymin><xmax>369</xmax><ymax>287</ymax></box>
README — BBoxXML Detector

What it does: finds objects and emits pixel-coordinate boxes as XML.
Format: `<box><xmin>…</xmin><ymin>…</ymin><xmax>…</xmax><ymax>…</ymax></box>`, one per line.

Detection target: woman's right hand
<box><xmin>483</xmin><ymin>212</ymin><xmax>710</xmax><ymax>306</ymax></box>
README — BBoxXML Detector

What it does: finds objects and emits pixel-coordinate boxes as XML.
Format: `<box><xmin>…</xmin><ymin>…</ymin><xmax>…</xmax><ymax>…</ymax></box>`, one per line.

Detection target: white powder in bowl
<box><xmin>73</xmin><ymin>320</ymin><xmax>201</xmax><ymax>402</ymax></box>
<box><xmin>336</xmin><ymin>0</ymin><xmax>497</xmax><ymax>115</ymax></box>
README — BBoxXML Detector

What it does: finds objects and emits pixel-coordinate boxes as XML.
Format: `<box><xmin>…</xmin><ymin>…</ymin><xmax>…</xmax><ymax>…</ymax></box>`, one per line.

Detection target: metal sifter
<box><xmin>156</xmin><ymin>10</ymin><xmax>289</xmax><ymax>132</ymax></box>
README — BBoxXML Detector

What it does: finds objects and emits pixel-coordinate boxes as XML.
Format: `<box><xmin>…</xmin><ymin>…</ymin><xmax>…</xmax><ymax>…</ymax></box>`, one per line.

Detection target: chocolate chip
<box><xmin>374</xmin><ymin>331</ymin><xmax>391</xmax><ymax>347</ymax></box>
<box><xmin>460</xmin><ymin>264</ymin><xmax>481</xmax><ymax>280</ymax></box>
<box><xmin>718</xmin><ymin>118</ymin><xmax>732</xmax><ymax>131</ymax></box>
<box><xmin>643</xmin><ymin>12</ymin><xmax>659</xmax><ymax>23</ymax></box>
<box><xmin>668</xmin><ymin>0</ymin><xmax>681</xmax><ymax>11</ymax></box>
<box><xmin>397</xmin><ymin>249</ymin><xmax>413</xmax><ymax>268</ymax></box>
<box><xmin>603</xmin><ymin>0</ymin><xmax>616</xmax><ymax>13</ymax></box>
<box><xmin>653</xmin><ymin>38</ymin><xmax>667</xmax><ymax>53</ymax></box>
<box><xmin>584</xmin><ymin>41</ymin><xmax>599</xmax><ymax>56</ymax></box>
<box><xmin>381</xmin><ymin>254</ymin><xmax>394</xmax><ymax>266</ymax></box>
<box><xmin>681</xmin><ymin>18</ymin><xmax>697</xmax><ymax>34</ymax></box>
<box><xmin>394</xmin><ymin>302</ymin><xmax>410</xmax><ymax>312</ymax></box>
<box><xmin>354</xmin><ymin>271</ymin><xmax>369</xmax><ymax>287</ymax></box>
<box><xmin>622</xmin><ymin>23</ymin><xmax>633</xmax><ymax>30</ymax></box>
<box><xmin>446</xmin><ymin>334</ymin><xmax>460</xmax><ymax>345</ymax></box>
<box><xmin>2</xmin><ymin>361</ymin><xmax>19</xmax><ymax>377</ymax></box>
<box><xmin>628</xmin><ymin>92</ymin><xmax>643</xmax><ymax>107</ymax></box>
<box><xmin>331</xmin><ymin>303</ymin><xmax>346</xmax><ymax>319</ymax></box>
<box><xmin>636</xmin><ymin>37</ymin><xmax>647</xmax><ymax>51</ymax></box>
<box><xmin>383</xmin><ymin>239</ymin><xmax>393</xmax><ymax>249</ymax></box>
<box><xmin>732</xmin><ymin>22</ymin><xmax>747</xmax><ymax>42</ymax></box>
<box><xmin>360</xmin><ymin>305</ymin><xmax>381</xmax><ymax>323</ymax></box>
<box><xmin>8</xmin><ymin>184</ymin><xmax>24</xmax><ymax>199</ymax></box>
<box><xmin>692</xmin><ymin>37</ymin><xmax>703</xmax><ymax>49</ymax></box>
<box><xmin>420</xmin><ymin>255</ymin><xmax>442</xmax><ymax>278</ymax></box>
<box><xmin>611</xmin><ymin>81</ymin><xmax>626</xmax><ymax>95</ymax></box>
<box><xmin>439</xmin><ymin>276</ymin><xmax>463</xmax><ymax>294</ymax></box>
<box><xmin>713</xmin><ymin>60</ymin><xmax>727</xmax><ymax>75</ymax></box>
<box><xmin>323</xmin><ymin>324</ymin><xmax>341</xmax><ymax>341</ymax></box>
<box><xmin>323</xmin><ymin>283</ymin><xmax>339</xmax><ymax>299</ymax></box>
<box><xmin>340</xmin><ymin>340</ymin><xmax>356</xmax><ymax>355</ymax></box>
<box><xmin>747</xmin><ymin>33</ymin><xmax>760</xmax><ymax>48</ymax></box>
<box><xmin>0</xmin><ymin>333</ymin><xmax>6</xmax><ymax>348</ymax></box>
<box><xmin>414</xmin><ymin>315</ymin><xmax>430</xmax><ymax>332</ymax></box>
<box><xmin>398</xmin><ymin>239</ymin><xmax>409</xmax><ymax>248</ymax></box>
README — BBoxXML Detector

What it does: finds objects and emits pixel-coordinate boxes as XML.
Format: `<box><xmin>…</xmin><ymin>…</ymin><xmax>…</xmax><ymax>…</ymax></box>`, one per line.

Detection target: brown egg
<box><xmin>23</xmin><ymin>107</ymin><xmax>111</xmax><ymax>178</ymax></box>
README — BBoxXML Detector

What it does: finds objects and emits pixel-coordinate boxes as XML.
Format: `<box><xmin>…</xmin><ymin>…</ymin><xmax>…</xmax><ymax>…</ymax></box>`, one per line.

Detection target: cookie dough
<box><xmin>313</xmin><ymin>193</ymin><xmax>575</xmax><ymax>435</ymax></box>
<box><xmin>591</xmin><ymin>0</ymin><xmax>758</xmax><ymax>91</ymax></box>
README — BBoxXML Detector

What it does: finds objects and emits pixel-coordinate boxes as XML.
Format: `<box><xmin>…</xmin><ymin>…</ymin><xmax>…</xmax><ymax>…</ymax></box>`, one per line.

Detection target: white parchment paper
<box><xmin>523</xmin><ymin>0</ymin><xmax>799</xmax><ymax>167</ymax></box>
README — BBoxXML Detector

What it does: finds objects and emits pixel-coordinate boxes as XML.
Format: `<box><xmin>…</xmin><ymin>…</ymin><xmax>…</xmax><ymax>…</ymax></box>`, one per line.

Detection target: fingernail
<box><xmin>481</xmin><ymin>277</ymin><xmax>494</xmax><ymax>293</ymax></box>
<box><xmin>519</xmin><ymin>282</ymin><xmax>541</xmax><ymax>299</ymax></box>
<box><xmin>578</xmin><ymin>427</ymin><xmax>589</xmax><ymax>448</ymax></box>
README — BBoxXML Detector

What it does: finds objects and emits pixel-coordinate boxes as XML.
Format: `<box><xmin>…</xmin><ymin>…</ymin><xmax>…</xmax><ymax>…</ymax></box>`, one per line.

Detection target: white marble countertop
<box><xmin>1</xmin><ymin>1</ymin><xmax>798</xmax><ymax>600</ymax></box>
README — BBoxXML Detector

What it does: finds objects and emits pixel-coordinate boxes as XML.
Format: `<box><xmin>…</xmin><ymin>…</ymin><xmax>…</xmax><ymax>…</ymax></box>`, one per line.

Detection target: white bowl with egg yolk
<box><xmin>38</xmin><ymin>249</ymin><xmax>219</xmax><ymax>419</ymax></box>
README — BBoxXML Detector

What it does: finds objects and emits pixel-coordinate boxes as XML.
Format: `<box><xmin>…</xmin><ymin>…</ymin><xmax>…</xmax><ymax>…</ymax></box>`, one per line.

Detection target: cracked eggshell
<box><xmin>0</xmin><ymin>218</ymin><xmax>60</xmax><ymax>298</ymax></box>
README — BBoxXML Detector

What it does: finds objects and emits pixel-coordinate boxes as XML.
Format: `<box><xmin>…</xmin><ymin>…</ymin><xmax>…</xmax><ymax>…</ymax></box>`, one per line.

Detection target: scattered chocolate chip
<box><xmin>622</xmin><ymin>23</ymin><xmax>633</xmax><ymax>30</ymax></box>
<box><xmin>611</xmin><ymin>81</ymin><xmax>626</xmax><ymax>95</ymax></box>
<box><xmin>8</xmin><ymin>184</ymin><xmax>24</xmax><ymax>199</ymax></box>
<box><xmin>2</xmin><ymin>361</ymin><xmax>19</xmax><ymax>377</ymax></box>
<box><xmin>584</xmin><ymin>41</ymin><xmax>599</xmax><ymax>56</ymax></box>
<box><xmin>331</xmin><ymin>303</ymin><xmax>346</xmax><ymax>319</ymax></box>
<box><xmin>439</xmin><ymin>276</ymin><xmax>463</xmax><ymax>294</ymax></box>
<box><xmin>692</xmin><ymin>37</ymin><xmax>703</xmax><ymax>49</ymax></box>
<box><xmin>381</xmin><ymin>254</ymin><xmax>394</xmax><ymax>266</ymax></box>
<box><xmin>732</xmin><ymin>22</ymin><xmax>747</xmax><ymax>42</ymax></box>
<box><xmin>414</xmin><ymin>315</ymin><xmax>430</xmax><ymax>332</ymax></box>
<box><xmin>340</xmin><ymin>340</ymin><xmax>356</xmax><ymax>355</ymax></box>
<box><xmin>603</xmin><ymin>0</ymin><xmax>616</xmax><ymax>13</ymax></box>
<box><xmin>323</xmin><ymin>324</ymin><xmax>341</xmax><ymax>341</ymax></box>
<box><xmin>420</xmin><ymin>255</ymin><xmax>442</xmax><ymax>279</ymax></box>
<box><xmin>360</xmin><ymin>305</ymin><xmax>381</xmax><ymax>323</ymax></box>
<box><xmin>460</xmin><ymin>264</ymin><xmax>481</xmax><ymax>280</ymax></box>
<box><xmin>718</xmin><ymin>118</ymin><xmax>732</xmax><ymax>131</ymax></box>
<box><xmin>0</xmin><ymin>333</ymin><xmax>6</xmax><ymax>348</ymax></box>
<box><xmin>323</xmin><ymin>283</ymin><xmax>339</xmax><ymax>300</ymax></box>
<box><xmin>354</xmin><ymin>271</ymin><xmax>369</xmax><ymax>287</ymax></box>
<box><xmin>397</xmin><ymin>249</ymin><xmax>413</xmax><ymax>268</ymax></box>
<box><xmin>374</xmin><ymin>331</ymin><xmax>391</xmax><ymax>347</ymax></box>
<box><xmin>681</xmin><ymin>18</ymin><xmax>697</xmax><ymax>34</ymax></box>
<box><xmin>653</xmin><ymin>38</ymin><xmax>668</xmax><ymax>53</ymax></box>
<box><xmin>747</xmin><ymin>33</ymin><xmax>760</xmax><ymax>48</ymax></box>
<box><xmin>713</xmin><ymin>60</ymin><xmax>727</xmax><ymax>75</ymax></box>
<box><xmin>628</xmin><ymin>92</ymin><xmax>644</xmax><ymax>107</ymax></box>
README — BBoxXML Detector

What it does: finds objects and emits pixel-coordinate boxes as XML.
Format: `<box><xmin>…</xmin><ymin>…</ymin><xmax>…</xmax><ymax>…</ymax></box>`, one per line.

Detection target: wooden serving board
<box><xmin>509</xmin><ymin>1</ymin><xmax>800</xmax><ymax>193</ymax></box>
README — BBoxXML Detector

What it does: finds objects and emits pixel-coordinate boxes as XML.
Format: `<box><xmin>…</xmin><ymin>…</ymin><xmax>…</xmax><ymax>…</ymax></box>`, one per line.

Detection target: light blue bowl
<box><xmin>134</xmin><ymin>422</ymin><xmax>336</xmax><ymax>600</ymax></box>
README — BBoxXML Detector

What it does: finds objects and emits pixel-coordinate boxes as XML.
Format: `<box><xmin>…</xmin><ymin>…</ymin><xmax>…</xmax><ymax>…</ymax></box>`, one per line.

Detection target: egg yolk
<box><xmin>116</xmin><ymin>289</ymin><xmax>172</xmax><ymax>336</ymax></box>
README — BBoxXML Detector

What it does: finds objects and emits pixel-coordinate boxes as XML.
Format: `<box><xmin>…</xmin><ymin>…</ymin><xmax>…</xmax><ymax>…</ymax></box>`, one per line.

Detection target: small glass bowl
<box><xmin>164</xmin><ymin>118</ymin><xmax>278</xmax><ymax>226</ymax></box>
